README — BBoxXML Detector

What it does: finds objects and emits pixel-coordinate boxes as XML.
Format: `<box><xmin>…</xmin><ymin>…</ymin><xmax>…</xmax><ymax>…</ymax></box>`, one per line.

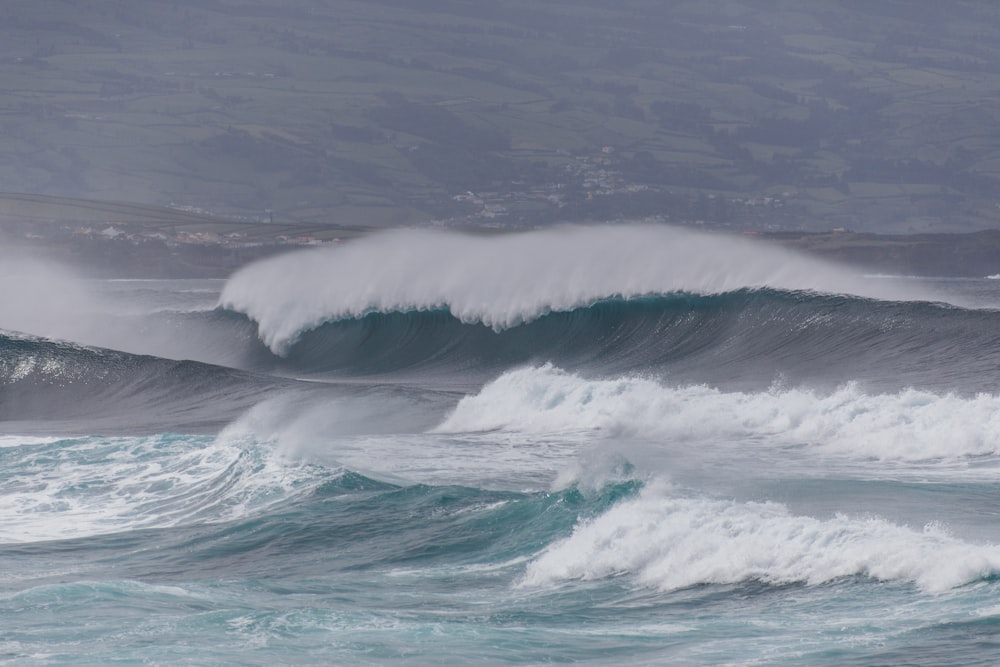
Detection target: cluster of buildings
<box><xmin>447</xmin><ymin>147</ymin><xmax>789</xmax><ymax>226</ymax></box>
<box><xmin>66</xmin><ymin>224</ymin><xmax>327</xmax><ymax>249</ymax></box>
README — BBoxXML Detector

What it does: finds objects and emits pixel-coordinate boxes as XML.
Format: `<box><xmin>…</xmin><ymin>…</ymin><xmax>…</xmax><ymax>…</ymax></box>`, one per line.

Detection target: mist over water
<box><xmin>6</xmin><ymin>226</ymin><xmax>1000</xmax><ymax>665</ymax></box>
<box><xmin>0</xmin><ymin>250</ymin><xmax>103</xmax><ymax>343</ymax></box>
<box><xmin>0</xmin><ymin>246</ymin><xmax>261</xmax><ymax>368</ymax></box>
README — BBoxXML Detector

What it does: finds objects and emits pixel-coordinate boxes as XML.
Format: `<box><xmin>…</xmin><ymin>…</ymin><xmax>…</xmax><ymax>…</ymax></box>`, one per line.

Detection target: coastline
<box><xmin>21</xmin><ymin>228</ymin><xmax>1000</xmax><ymax>280</ymax></box>
<box><xmin>3</xmin><ymin>194</ymin><xmax>1000</xmax><ymax>279</ymax></box>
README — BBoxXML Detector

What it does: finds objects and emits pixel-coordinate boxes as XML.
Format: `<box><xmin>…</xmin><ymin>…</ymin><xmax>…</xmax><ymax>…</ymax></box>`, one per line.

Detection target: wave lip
<box><xmin>521</xmin><ymin>484</ymin><xmax>1000</xmax><ymax>593</ymax></box>
<box><xmin>219</xmin><ymin>224</ymin><xmax>930</xmax><ymax>355</ymax></box>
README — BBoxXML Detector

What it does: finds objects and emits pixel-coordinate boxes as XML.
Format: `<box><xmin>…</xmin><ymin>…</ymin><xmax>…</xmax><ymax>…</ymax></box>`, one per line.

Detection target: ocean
<box><xmin>4</xmin><ymin>224</ymin><xmax>1000</xmax><ymax>665</ymax></box>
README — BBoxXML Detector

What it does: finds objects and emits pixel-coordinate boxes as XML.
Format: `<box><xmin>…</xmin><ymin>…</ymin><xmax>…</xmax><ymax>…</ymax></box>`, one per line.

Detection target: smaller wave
<box><xmin>521</xmin><ymin>483</ymin><xmax>1000</xmax><ymax>593</ymax></box>
<box><xmin>0</xmin><ymin>330</ymin><xmax>281</xmax><ymax>430</ymax></box>
<box><xmin>219</xmin><ymin>288</ymin><xmax>1000</xmax><ymax>392</ymax></box>
<box><xmin>6</xmin><ymin>580</ymin><xmax>213</xmax><ymax>607</ymax></box>
<box><xmin>435</xmin><ymin>365</ymin><xmax>1000</xmax><ymax>461</ymax></box>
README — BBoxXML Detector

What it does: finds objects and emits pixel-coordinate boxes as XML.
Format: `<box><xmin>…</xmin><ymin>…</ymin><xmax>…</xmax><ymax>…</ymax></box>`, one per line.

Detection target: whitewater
<box><xmin>4</xmin><ymin>224</ymin><xmax>1000</xmax><ymax>665</ymax></box>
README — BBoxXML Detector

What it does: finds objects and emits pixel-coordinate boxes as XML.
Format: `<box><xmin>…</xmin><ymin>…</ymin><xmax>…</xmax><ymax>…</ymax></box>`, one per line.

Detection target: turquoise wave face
<box><xmin>225</xmin><ymin>288</ymin><xmax>1000</xmax><ymax>392</ymax></box>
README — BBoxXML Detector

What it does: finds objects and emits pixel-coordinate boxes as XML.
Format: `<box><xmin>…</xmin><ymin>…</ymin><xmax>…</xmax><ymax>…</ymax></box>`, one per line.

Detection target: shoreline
<box><xmin>4</xmin><ymin>199</ymin><xmax>1000</xmax><ymax>279</ymax></box>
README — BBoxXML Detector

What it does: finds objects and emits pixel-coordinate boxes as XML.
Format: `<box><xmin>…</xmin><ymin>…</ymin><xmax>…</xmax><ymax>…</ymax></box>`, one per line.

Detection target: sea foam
<box><xmin>0</xmin><ymin>432</ymin><xmax>327</xmax><ymax>543</ymax></box>
<box><xmin>522</xmin><ymin>483</ymin><xmax>1000</xmax><ymax>593</ymax></box>
<box><xmin>219</xmin><ymin>225</ymin><xmax>931</xmax><ymax>354</ymax></box>
<box><xmin>435</xmin><ymin>365</ymin><xmax>1000</xmax><ymax>461</ymax></box>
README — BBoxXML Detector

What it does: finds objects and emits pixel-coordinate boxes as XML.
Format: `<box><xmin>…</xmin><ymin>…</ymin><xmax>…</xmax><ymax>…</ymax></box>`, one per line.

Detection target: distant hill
<box><xmin>5</xmin><ymin>0</ymin><xmax>1000</xmax><ymax>232</ymax></box>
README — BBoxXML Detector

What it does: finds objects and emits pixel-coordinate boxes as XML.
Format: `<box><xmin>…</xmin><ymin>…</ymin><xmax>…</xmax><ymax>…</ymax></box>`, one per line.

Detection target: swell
<box><xmin>0</xmin><ymin>331</ymin><xmax>287</xmax><ymax>432</ymax></box>
<box><xmin>7</xmin><ymin>465</ymin><xmax>1000</xmax><ymax>596</ymax></box>
<box><xmin>0</xmin><ymin>447</ymin><xmax>633</xmax><ymax>580</ymax></box>
<box><xmin>234</xmin><ymin>289</ymin><xmax>1000</xmax><ymax>392</ymax></box>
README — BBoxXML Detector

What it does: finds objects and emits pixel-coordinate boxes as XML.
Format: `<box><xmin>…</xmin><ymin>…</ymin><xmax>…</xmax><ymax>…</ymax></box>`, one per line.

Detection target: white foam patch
<box><xmin>0</xmin><ymin>435</ymin><xmax>64</xmax><ymax>448</ymax></box>
<box><xmin>0</xmin><ymin>255</ymin><xmax>237</xmax><ymax>364</ymax></box>
<box><xmin>0</xmin><ymin>432</ymin><xmax>330</xmax><ymax>543</ymax></box>
<box><xmin>521</xmin><ymin>483</ymin><xmax>1000</xmax><ymax>593</ymax></box>
<box><xmin>218</xmin><ymin>225</ymin><xmax>934</xmax><ymax>354</ymax></box>
<box><xmin>434</xmin><ymin>365</ymin><xmax>1000</xmax><ymax>461</ymax></box>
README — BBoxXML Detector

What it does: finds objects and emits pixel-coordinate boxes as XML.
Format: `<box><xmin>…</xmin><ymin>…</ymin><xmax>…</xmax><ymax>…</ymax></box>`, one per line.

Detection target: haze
<box><xmin>4</xmin><ymin>0</ymin><xmax>1000</xmax><ymax>236</ymax></box>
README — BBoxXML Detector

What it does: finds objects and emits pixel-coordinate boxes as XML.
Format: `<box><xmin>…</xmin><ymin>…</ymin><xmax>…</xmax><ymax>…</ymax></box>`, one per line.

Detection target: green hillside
<box><xmin>5</xmin><ymin>0</ymin><xmax>1000</xmax><ymax>232</ymax></box>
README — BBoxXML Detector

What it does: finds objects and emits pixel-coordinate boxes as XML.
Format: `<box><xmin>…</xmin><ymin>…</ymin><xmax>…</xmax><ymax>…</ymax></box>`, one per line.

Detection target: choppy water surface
<box><xmin>4</xmin><ymin>226</ymin><xmax>1000</xmax><ymax>665</ymax></box>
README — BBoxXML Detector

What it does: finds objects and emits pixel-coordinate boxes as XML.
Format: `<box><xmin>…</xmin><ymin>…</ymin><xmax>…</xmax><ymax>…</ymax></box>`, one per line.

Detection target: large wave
<box><xmin>0</xmin><ymin>431</ymin><xmax>335</xmax><ymax>543</ymax></box>
<box><xmin>219</xmin><ymin>225</ymin><xmax>938</xmax><ymax>355</ymax></box>
<box><xmin>221</xmin><ymin>287</ymin><xmax>1000</xmax><ymax>391</ymax></box>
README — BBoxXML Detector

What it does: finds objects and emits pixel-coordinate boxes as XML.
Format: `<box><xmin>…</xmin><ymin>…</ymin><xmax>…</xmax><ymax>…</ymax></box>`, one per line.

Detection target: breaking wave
<box><xmin>219</xmin><ymin>225</ymin><xmax>935</xmax><ymax>354</ymax></box>
<box><xmin>436</xmin><ymin>365</ymin><xmax>1000</xmax><ymax>461</ymax></box>
<box><xmin>522</xmin><ymin>483</ymin><xmax>1000</xmax><ymax>594</ymax></box>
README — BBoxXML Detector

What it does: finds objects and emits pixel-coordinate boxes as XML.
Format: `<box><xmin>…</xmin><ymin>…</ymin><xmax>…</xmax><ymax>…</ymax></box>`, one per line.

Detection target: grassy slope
<box><xmin>3</xmin><ymin>0</ymin><xmax>1000</xmax><ymax>232</ymax></box>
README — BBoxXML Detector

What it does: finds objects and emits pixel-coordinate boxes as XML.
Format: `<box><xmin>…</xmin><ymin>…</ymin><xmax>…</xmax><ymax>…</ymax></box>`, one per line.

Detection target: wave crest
<box><xmin>436</xmin><ymin>365</ymin><xmax>1000</xmax><ymax>461</ymax></box>
<box><xmin>522</xmin><ymin>484</ymin><xmax>1000</xmax><ymax>593</ymax></box>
